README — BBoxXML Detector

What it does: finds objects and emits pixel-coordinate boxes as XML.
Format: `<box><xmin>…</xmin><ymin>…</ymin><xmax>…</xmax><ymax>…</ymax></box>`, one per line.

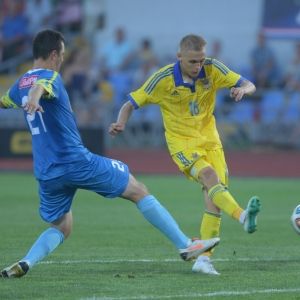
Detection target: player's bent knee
<box><xmin>122</xmin><ymin>175</ymin><xmax>149</xmax><ymax>202</ymax></box>
<box><xmin>63</xmin><ymin>228</ymin><xmax>72</xmax><ymax>239</ymax></box>
<box><xmin>52</xmin><ymin>224</ymin><xmax>72</xmax><ymax>239</ymax></box>
<box><xmin>199</xmin><ymin>167</ymin><xmax>219</xmax><ymax>188</ymax></box>
<box><xmin>51</xmin><ymin>212</ymin><xmax>73</xmax><ymax>239</ymax></box>
<box><xmin>61</xmin><ymin>222</ymin><xmax>72</xmax><ymax>239</ymax></box>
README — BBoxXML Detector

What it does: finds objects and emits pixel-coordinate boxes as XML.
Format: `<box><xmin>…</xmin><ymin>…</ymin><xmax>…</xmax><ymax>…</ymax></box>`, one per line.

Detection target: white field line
<box><xmin>80</xmin><ymin>288</ymin><xmax>300</xmax><ymax>300</ymax></box>
<box><xmin>39</xmin><ymin>258</ymin><xmax>300</xmax><ymax>299</ymax></box>
<box><xmin>39</xmin><ymin>257</ymin><xmax>294</xmax><ymax>265</ymax></box>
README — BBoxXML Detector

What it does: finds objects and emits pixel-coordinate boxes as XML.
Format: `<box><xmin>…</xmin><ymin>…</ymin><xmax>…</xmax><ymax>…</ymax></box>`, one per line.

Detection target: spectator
<box><xmin>0</xmin><ymin>0</ymin><xmax>29</xmax><ymax>61</ymax></box>
<box><xmin>0</xmin><ymin>0</ymin><xmax>10</xmax><ymax>19</ymax></box>
<box><xmin>98</xmin><ymin>27</ymin><xmax>135</xmax><ymax>74</ymax></box>
<box><xmin>283</xmin><ymin>42</ymin><xmax>300</xmax><ymax>92</ymax></box>
<box><xmin>135</xmin><ymin>39</ymin><xmax>159</xmax><ymax>69</ymax></box>
<box><xmin>90</xmin><ymin>13</ymin><xmax>109</xmax><ymax>81</ymax></box>
<box><xmin>129</xmin><ymin>38</ymin><xmax>162</xmax><ymax>139</ymax></box>
<box><xmin>92</xmin><ymin>13</ymin><xmax>107</xmax><ymax>60</ymax></box>
<box><xmin>55</xmin><ymin>0</ymin><xmax>83</xmax><ymax>34</ymax></box>
<box><xmin>62</xmin><ymin>45</ymin><xmax>92</xmax><ymax>100</ymax></box>
<box><xmin>250</xmin><ymin>32</ymin><xmax>279</xmax><ymax>89</ymax></box>
<box><xmin>25</xmin><ymin>0</ymin><xmax>53</xmax><ymax>37</ymax></box>
<box><xmin>209</xmin><ymin>39</ymin><xmax>231</xmax><ymax>66</ymax></box>
<box><xmin>93</xmin><ymin>27</ymin><xmax>135</xmax><ymax>119</ymax></box>
<box><xmin>132</xmin><ymin>38</ymin><xmax>159</xmax><ymax>87</ymax></box>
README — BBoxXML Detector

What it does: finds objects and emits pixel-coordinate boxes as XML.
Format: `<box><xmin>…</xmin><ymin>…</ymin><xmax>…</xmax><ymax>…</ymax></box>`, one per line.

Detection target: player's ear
<box><xmin>177</xmin><ymin>52</ymin><xmax>181</xmax><ymax>61</ymax></box>
<box><xmin>50</xmin><ymin>50</ymin><xmax>58</xmax><ymax>60</ymax></box>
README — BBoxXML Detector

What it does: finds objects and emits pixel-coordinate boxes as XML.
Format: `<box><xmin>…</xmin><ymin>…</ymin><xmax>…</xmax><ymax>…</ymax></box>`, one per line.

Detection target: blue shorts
<box><xmin>38</xmin><ymin>154</ymin><xmax>130</xmax><ymax>223</ymax></box>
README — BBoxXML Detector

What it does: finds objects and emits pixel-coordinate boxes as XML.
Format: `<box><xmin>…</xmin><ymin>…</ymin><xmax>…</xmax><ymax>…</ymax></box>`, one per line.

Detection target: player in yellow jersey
<box><xmin>109</xmin><ymin>34</ymin><xmax>261</xmax><ymax>275</ymax></box>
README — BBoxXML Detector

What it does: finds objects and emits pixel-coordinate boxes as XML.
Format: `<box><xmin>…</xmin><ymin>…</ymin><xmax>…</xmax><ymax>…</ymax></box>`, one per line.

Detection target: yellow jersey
<box><xmin>129</xmin><ymin>58</ymin><xmax>242</xmax><ymax>155</ymax></box>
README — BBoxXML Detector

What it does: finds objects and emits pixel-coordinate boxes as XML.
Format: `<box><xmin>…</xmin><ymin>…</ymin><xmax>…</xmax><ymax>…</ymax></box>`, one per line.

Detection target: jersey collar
<box><xmin>173</xmin><ymin>61</ymin><xmax>206</xmax><ymax>89</ymax></box>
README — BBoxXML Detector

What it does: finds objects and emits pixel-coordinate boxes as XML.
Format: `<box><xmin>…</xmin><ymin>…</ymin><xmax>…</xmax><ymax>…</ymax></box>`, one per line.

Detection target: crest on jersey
<box><xmin>200</xmin><ymin>78</ymin><xmax>211</xmax><ymax>89</ymax></box>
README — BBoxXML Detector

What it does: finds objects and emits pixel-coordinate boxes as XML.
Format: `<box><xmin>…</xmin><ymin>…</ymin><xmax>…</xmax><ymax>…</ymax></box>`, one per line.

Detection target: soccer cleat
<box><xmin>243</xmin><ymin>196</ymin><xmax>261</xmax><ymax>233</ymax></box>
<box><xmin>0</xmin><ymin>261</ymin><xmax>29</xmax><ymax>278</ymax></box>
<box><xmin>192</xmin><ymin>255</ymin><xmax>220</xmax><ymax>275</ymax></box>
<box><xmin>179</xmin><ymin>237</ymin><xmax>220</xmax><ymax>261</ymax></box>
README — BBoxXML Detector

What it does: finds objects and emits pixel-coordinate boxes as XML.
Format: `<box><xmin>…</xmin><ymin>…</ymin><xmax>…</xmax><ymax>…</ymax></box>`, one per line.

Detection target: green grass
<box><xmin>0</xmin><ymin>173</ymin><xmax>300</xmax><ymax>300</ymax></box>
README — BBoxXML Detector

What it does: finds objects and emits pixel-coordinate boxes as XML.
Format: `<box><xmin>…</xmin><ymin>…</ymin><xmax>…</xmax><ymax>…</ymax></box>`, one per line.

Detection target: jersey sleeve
<box><xmin>0</xmin><ymin>90</ymin><xmax>18</xmax><ymax>109</ymax></box>
<box><xmin>128</xmin><ymin>68</ymin><xmax>169</xmax><ymax>109</ymax></box>
<box><xmin>210</xmin><ymin>59</ymin><xmax>241</xmax><ymax>89</ymax></box>
<box><xmin>35</xmin><ymin>70</ymin><xmax>60</xmax><ymax>99</ymax></box>
<box><xmin>0</xmin><ymin>79</ymin><xmax>22</xmax><ymax>109</ymax></box>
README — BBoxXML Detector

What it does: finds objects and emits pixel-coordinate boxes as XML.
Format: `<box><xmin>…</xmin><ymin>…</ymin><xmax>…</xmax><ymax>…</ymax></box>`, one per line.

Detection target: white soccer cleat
<box><xmin>179</xmin><ymin>237</ymin><xmax>220</xmax><ymax>261</ymax></box>
<box><xmin>192</xmin><ymin>255</ymin><xmax>220</xmax><ymax>275</ymax></box>
<box><xmin>243</xmin><ymin>196</ymin><xmax>261</xmax><ymax>233</ymax></box>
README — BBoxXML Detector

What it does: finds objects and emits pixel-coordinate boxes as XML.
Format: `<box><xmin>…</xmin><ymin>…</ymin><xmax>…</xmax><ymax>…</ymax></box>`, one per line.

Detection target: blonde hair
<box><xmin>179</xmin><ymin>34</ymin><xmax>206</xmax><ymax>52</ymax></box>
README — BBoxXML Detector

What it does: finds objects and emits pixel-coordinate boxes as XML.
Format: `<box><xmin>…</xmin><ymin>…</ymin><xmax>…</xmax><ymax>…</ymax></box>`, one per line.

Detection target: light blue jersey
<box><xmin>3</xmin><ymin>69</ymin><xmax>91</xmax><ymax>180</ymax></box>
<box><xmin>1</xmin><ymin>68</ymin><xmax>129</xmax><ymax>222</ymax></box>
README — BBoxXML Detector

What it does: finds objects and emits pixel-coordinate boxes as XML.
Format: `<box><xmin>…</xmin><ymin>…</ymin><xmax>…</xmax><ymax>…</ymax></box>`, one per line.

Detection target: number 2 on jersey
<box><xmin>111</xmin><ymin>160</ymin><xmax>125</xmax><ymax>172</ymax></box>
<box><xmin>22</xmin><ymin>96</ymin><xmax>47</xmax><ymax>135</ymax></box>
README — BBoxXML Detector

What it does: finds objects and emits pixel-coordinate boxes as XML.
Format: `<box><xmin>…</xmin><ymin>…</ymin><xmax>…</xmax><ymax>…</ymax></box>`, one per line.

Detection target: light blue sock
<box><xmin>136</xmin><ymin>195</ymin><xmax>189</xmax><ymax>249</ymax></box>
<box><xmin>22</xmin><ymin>227</ymin><xmax>64</xmax><ymax>268</ymax></box>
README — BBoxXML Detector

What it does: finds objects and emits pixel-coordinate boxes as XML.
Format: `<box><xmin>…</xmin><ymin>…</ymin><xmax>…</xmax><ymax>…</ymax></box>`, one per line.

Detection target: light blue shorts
<box><xmin>38</xmin><ymin>154</ymin><xmax>129</xmax><ymax>223</ymax></box>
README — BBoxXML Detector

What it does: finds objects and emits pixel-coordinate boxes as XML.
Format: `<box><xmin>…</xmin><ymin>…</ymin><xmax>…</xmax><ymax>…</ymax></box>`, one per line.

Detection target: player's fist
<box><xmin>23</xmin><ymin>101</ymin><xmax>44</xmax><ymax>114</ymax></box>
<box><xmin>109</xmin><ymin>123</ymin><xmax>125</xmax><ymax>136</ymax></box>
<box><xmin>230</xmin><ymin>87</ymin><xmax>245</xmax><ymax>102</ymax></box>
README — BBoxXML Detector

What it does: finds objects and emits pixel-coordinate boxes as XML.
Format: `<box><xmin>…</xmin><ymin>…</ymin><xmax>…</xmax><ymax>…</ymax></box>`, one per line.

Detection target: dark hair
<box><xmin>179</xmin><ymin>34</ymin><xmax>206</xmax><ymax>52</ymax></box>
<box><xmin>33</xmin><ymin>29</ymin><xmax>65</xmax><ymax>60</ymax></box>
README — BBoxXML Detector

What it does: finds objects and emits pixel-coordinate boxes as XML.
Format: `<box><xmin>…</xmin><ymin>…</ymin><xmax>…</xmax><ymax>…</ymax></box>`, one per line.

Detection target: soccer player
<box><xmin>109</xmin><ymin>34</ymin><xmax>261</xmax><ymax>275</ymax></box>
<box><xmin>0</xmin><ymin>30</ymin><xmax>220</xmax><ymax>278</ymax></box>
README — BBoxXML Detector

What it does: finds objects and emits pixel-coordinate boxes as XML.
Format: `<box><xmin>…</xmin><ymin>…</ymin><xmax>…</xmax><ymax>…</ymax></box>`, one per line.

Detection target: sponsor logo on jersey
<box><xmin>19</xmin><ymin>75</ymin><xmax>38</xmax><ymax>89</ymax></box>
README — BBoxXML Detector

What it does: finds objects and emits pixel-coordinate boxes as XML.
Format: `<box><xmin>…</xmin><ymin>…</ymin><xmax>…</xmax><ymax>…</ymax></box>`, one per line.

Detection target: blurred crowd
<box><xmin>0</xmin><ymin>0</ymin><xmax>299</xmax><ymax>149</ymax></box>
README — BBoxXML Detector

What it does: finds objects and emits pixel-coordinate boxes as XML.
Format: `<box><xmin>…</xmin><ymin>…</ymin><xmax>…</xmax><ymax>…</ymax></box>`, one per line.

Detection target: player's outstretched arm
<box><xmin>23</xmin><ymin>84</ymin><xmax>45</xmax><ymax>114</ymax></box>
<box><xmin>230</xmin><ymin>79</ymin><xmax>256</xmax><ymax>102</ymax></box>
<box><xmin>109</xmin><ymin>101</ymin><xmax>134</xmax><ymax>136</ymax></box>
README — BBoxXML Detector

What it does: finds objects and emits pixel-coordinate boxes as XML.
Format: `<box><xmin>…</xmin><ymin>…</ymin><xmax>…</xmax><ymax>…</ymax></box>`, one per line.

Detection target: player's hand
<box><xmin>230</xmin><ymin>87</ymin><xmax>245</xmax><ymax>102</ymax></box>
<box><xmin>23</xmin><ymin>100</ymin><xmax>44</xmax><ymax>114</ymax></box>
<box><xmin>109</xmin><ymin>123</ymin><xmax>125</xmax><ymax>136</ymax></box>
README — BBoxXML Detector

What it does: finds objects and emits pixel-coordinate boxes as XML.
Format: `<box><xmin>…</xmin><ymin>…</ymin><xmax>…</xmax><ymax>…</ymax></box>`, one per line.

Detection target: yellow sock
<box><xmin>208</xmin><ymin>183</ymin><xmax>243</xmax><ymax>221</ymax></box>
<box><xmin>200</xmin><ymin>212</ymin><xmax>221</xmax><ymax>256</ymax></box>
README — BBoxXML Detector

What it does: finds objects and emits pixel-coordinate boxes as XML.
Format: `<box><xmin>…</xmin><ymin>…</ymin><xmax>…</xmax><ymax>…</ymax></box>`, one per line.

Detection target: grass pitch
<box><xmin>0</xmin><ymin>173</ymin><xmax>300</xmax><ymax>300</ymax></box>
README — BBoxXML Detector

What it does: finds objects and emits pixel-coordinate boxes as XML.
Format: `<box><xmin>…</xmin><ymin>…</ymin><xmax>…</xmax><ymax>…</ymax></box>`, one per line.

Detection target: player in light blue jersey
<box><xmin>0</xmin><ymin>29</ymin><xmax>219</xmax><ymax>278</ymax></box>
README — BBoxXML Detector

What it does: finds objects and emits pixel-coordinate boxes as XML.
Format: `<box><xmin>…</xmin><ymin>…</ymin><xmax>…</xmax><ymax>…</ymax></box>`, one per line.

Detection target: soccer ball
<box><xmin>291</xmin><ymin>205</ymin><xmax>300</xmax><ymax>234</ymax></box>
